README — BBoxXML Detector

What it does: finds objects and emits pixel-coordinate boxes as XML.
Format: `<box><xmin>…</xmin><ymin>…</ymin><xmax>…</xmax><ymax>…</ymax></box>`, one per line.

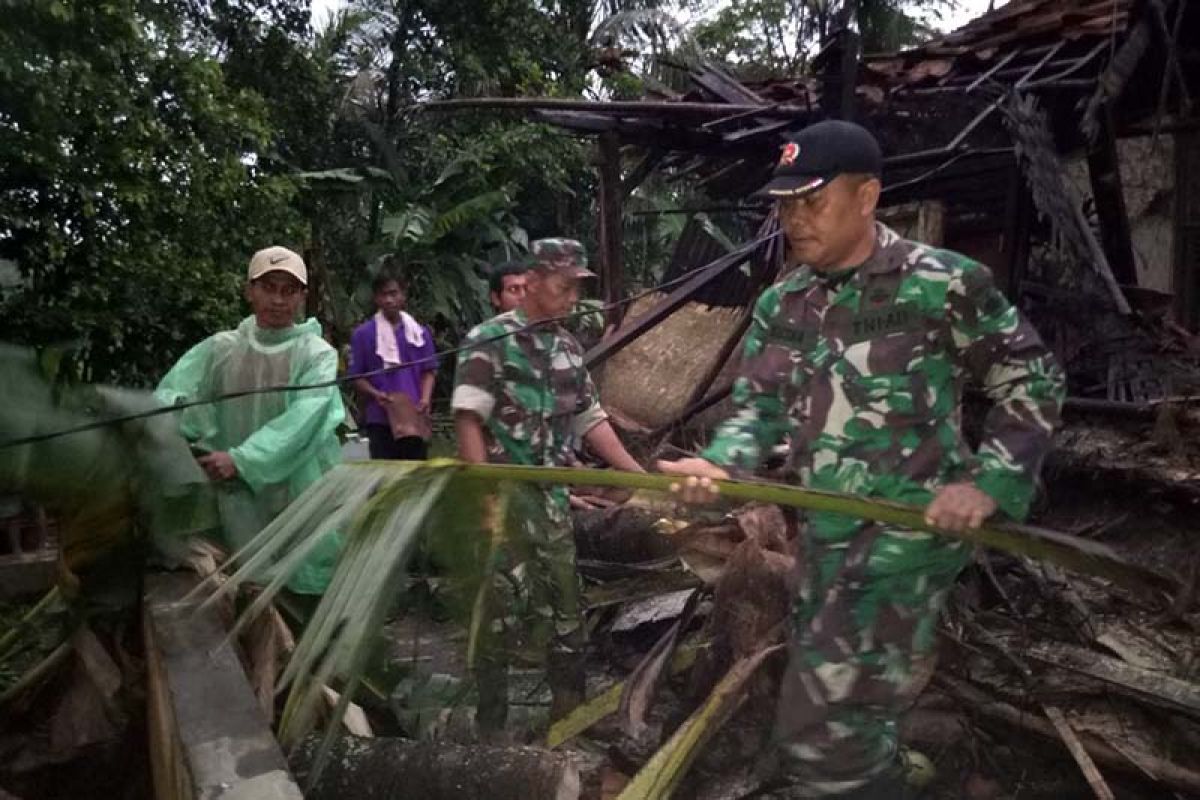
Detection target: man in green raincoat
<box><xmin>155</xmin><ymin>246</ymin><xmax>345</xmax><ymax>594</ymax></box>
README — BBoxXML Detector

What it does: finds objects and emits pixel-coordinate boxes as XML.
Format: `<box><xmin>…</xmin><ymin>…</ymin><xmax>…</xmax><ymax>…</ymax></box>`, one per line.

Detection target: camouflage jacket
<box><xmin>703</xmin><ymin>223</ymin><xmax>1064</xmax><ymax>541</ymax></box>
<box><xmin>452</xmin><ymin>309</ymin><xmax>608</xmax><ymax>510</ymax></box>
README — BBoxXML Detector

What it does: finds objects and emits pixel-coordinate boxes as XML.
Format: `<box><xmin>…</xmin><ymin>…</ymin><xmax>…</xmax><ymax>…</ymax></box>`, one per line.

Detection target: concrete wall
<box><xmin>1064</xmin><ymin>134</ymin><xmax>1176</xmax><ymax>292</ymax></box>
<box><xmin>144</xmin><ymin>573</ymin><xmax>303</xmax><ymax>800</ymax></box>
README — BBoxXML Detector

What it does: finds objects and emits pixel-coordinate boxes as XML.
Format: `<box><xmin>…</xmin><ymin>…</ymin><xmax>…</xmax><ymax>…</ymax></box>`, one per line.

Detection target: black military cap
<box><xmin>757</xmin><ymin>120</ymin><xmax>883</xmax><ymax>198</ymax></box>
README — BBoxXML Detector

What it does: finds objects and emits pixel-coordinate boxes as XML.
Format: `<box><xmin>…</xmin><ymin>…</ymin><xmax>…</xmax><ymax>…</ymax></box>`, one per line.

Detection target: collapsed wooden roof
<box><xmin>428</xmin><ymin>0</ymin><xmax>1189</xmax><ymax>203</ymax></box>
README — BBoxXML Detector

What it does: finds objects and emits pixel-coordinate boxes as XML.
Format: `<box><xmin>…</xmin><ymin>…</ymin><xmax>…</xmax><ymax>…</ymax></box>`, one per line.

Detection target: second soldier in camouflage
<box><xmin>662</xmin><ymin>121</ymin><xmax>1064</xmax><ymax>798</ymax></box>
<box><xmin>453</xmin><ymin>238</ymin><xmax>643</xmax><ymax>730</ymax></box>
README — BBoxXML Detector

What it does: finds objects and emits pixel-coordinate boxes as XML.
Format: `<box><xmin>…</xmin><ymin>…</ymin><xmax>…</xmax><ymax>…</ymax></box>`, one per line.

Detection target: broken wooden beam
<box><xmin>1043</xmin><ymin>704</ymin><xmax>1116</xmax><ymax>800</ymax></box>
<box><xmin>422</xmin><ymin>97</ymin><xmax>811</xmax><ymax>119</ymax></box>
<box><xmin>597</xmin><ymin>131</ymin><xmax>625</xmax><ymax>329</ymax></box>
<box><xmin>1086</xmin><ymin>104</ymin><xmax>1139</xmax><ymax>286</ymax></box>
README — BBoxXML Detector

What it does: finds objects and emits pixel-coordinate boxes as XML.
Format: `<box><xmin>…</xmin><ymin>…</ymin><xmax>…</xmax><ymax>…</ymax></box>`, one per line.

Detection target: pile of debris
<box><xmin>558</xmin><ymin>470</ymin><xmax>1200</xmax><ymax>799</ymax></box>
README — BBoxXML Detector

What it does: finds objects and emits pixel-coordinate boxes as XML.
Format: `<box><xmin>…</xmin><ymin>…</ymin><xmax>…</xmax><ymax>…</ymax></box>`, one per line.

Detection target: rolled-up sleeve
<box><xmin>572</xmin><ymin>365</ymin><xmax>608</xmax><ymax>438</ymax></box>
<box><xmin>452</xmin><ymin>327</ymin><xmax>500</xmax><ymax>421</ymax></box>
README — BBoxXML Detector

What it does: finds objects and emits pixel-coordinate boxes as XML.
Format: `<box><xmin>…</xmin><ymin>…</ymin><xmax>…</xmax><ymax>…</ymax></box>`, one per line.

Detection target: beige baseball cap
<box><xmin>248</xmin><ymin>246</ymin><xmax>307</xmax><ymax>285</ymax></box>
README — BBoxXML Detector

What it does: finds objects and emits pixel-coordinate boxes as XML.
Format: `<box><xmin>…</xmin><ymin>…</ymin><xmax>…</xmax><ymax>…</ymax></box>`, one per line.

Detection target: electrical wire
<box><xmin>1</xmin><ymin>231</ymin><xmax>778</xmax><ymax>450</ymax></box>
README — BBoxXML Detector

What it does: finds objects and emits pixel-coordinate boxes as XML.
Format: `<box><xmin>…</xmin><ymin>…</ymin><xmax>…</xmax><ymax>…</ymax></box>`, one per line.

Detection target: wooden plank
<box><xmin>426</xmin><ymin>97</ymin><xmax>810</xmax><ymax>118</ymax></box>
<box><xmin>720</xmin><ymin>119</ymin><xmax>793</xmax><ymax>145</ymax></box>
<box><xmin>1043</xmin><ymin>704</ymin><xmax>1116</xmax><ymax>800</ymax></box>
<box><xmin>597</xmin><ymin>131</ymin><xmax>625</xmax><ymax>329</ymax></box>
<box><xmin>145</xmin><ymin>607</ymin><xmax>193</xmax><ymax>800</ymax></box>
<box><xmin>1026</xmin><ymin>641</ymin><xmax>1200</xmax><ymax>717</ymax></box>
<box><xmin>964</xmin><ymin>47</ymin><xmax>1023</xmax><ymax>92</ymax></box>
<box><xmin>688</xmin><ymin>65</ymin><xmax>766</xmax><ymax>106</ymax></box>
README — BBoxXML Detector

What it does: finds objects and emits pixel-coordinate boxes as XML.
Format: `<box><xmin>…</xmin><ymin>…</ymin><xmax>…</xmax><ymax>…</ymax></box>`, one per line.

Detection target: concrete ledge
<box><xmin>144</xmin><ymin>572</ymin><xmax>303</xmax><ymax>800</ymax></box>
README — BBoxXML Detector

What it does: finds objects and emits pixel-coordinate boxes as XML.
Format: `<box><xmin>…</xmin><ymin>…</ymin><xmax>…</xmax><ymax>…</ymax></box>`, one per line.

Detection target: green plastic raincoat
<box><xmin>155</xmin><ymin>316</ymin><xmax>345</xmax><ymax>594</ymax></box>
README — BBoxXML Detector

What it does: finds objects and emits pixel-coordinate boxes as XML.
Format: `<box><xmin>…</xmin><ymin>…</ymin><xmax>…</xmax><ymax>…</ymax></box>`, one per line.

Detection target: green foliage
<box><xmin>694</xmin><ymin>0</ymin><xmax>958</xmax><ymax>76</ymax></box>
<box><xmin>694</xmin><ymin>0</ymin><xmax>827</xmax><ymax>77</ymax></box>
<box><xmin>858</xmin><ymin>0</ymin><xmax>957</xmax><ymax>53</ymax></box>
<box><xmin>0</xmin><ymin>0</ymin><xmax>305</xmax><ymax>385</ymax></box>
<box><xmin>0</xmin><ymin>0</ymin><xmax>966</xmax><ymax>386</ymax></box>
<box><xmin>291</xmin><ymin>0</ymin><xmax>601</xmax><ymax>348</ymax></box>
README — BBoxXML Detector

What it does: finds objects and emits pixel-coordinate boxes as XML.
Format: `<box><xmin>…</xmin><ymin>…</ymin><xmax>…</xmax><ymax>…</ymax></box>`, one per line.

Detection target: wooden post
<box><xmin>1087</xmin><ymin>105</ymin><xmax>1139</xmax><ymax>287</ymax></box>
<box><xmin>819</xmin><ymin>0</ymin><xmax>859</xmax><ymax>120</ymax></box>
<box><xmin>1175</xmin><ymin>132</ymin><xmax>1200</xmax><ymax>329</ymax></box>
<box><xmin>836</xmin><ymin>28</ymin><xmax>860</xmax><ymax>120</ymax></box>
<box><xmin>597</xmin><ymin>131</ymin><xmax>625</xmax><ymax>329</ymax></box>
<box><xmin>1003</xmin><ymin>167</ymin><xmax>1034</xmax><ymax>298</ymax></box>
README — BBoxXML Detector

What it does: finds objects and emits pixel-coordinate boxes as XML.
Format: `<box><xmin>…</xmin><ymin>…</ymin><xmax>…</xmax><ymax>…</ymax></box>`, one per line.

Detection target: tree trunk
<box><xmin>290</xmin><ymin>736</ymin><xmax>581</xmax><ymax>800</ymax></box>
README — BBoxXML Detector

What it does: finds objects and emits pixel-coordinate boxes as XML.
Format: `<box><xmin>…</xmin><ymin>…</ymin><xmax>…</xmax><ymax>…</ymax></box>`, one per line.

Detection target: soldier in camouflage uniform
<box><xmin>453</xmin><ymin>238</ymin><xmax>643</xmax><ymax>730</ymax></box>
<box><xmin>662</xmin><ymin>121</ymin><xmax>1064</xmax><ymax>797</ymax></box>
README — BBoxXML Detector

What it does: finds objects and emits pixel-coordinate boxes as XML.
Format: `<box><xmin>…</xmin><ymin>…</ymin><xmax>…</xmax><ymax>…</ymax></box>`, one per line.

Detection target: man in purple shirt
<box><xmin>349</xmin><ymin>269</ymin><xmax>438</xmax><ymax>459</ymax></box>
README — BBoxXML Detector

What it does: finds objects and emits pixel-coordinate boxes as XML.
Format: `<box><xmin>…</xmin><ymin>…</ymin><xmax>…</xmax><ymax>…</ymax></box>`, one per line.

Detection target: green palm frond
<box><xmin>199</xmin><ymin>463</ymin><xmax>461</xmax><ymax>779</ymax></box>
<box><xmin>0</xmin><ymin>345</ymin><xmax>217</xmax><ymax>574</ymax></box>
<box><xmin>201</xmin><ymin>458</ymin><xmax>1174</xmax><ymax>789</ymax></box>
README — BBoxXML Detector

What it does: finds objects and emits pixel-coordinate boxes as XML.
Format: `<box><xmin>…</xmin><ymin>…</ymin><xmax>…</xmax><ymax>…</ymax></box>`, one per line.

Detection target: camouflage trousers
<box><xmin>473</xmin><ymin>502</ymin><xmax>586</xmax><ymax>731</ymax></box>
<box><xmin>773</xmin><ymin>524</ymin><xmax>970</xmax><ymax>797</ymax></box>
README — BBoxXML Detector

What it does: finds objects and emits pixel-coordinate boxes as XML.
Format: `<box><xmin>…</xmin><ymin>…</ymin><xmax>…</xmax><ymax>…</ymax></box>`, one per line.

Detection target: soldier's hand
<box><xmin>925</xmin><ymin>483</ymin><xmax>997</xmax><ymax>532</ymax></box>
<box><xmin>656</xmin><ymin>458</ymin><xmax>729</xmax><ymax>504</ymax></box>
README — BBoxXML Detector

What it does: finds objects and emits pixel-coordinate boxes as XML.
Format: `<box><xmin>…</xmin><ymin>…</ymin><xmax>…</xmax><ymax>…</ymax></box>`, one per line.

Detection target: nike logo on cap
<box><xmin>269</xmin><ymin>254</ymin><xmax>289</xmax><ymax>264</ymax></box>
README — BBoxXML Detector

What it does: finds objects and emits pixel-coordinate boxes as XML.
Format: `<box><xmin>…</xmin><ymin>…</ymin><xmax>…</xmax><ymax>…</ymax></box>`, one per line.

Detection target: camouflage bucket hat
<box><xmin>530</xmin><ymin>238</ymin><xmax>596</xmax><ymax>279</ymax></box>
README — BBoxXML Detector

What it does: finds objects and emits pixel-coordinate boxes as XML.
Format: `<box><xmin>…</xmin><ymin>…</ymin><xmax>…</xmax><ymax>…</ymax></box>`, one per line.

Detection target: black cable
<box><xmin>1</xmin><ymin>231</ymin><xmax>778</xmax><ymax>450</ymax></box>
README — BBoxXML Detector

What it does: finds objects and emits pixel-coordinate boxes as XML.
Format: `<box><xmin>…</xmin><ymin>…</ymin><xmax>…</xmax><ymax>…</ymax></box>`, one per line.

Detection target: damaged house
<box><xmin>434</xmin><ymin>0</ymin><xmax>1200</xmax><ymax>432</ymax></box>
<box><xmin>425</xmin><ymin>1</ymin><xmax>1200</xmax><ymax>796</ymax></box>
